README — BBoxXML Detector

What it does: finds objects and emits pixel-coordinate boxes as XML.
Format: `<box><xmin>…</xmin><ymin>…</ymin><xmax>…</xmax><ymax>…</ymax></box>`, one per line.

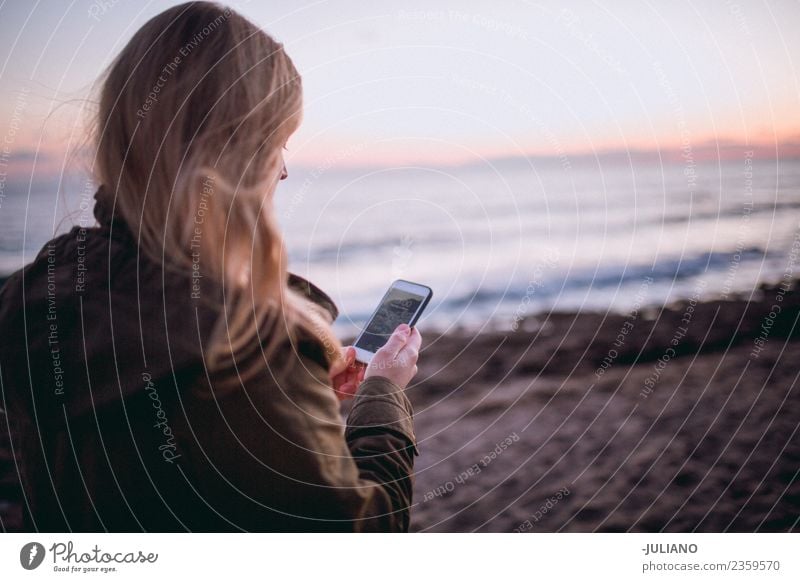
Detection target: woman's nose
<box><xmin>280</xmin><ymin>162</ymin><xmax>288</xmax><ymax>180</ymax></box>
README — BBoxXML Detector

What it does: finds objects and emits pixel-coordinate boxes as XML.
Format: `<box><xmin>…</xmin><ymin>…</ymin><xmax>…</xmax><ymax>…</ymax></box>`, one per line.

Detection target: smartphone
<box><xmin>353</xmin><ymin>279</ymin><xmax>433</xmax><ymax>364</ymax></box>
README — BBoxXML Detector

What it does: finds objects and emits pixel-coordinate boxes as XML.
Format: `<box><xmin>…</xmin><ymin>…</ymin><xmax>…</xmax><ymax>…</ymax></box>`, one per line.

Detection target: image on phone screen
<box><xmin>355</xmin><ymin>288</ymin><xmax>425</xmax><ymax>353</ymax></box>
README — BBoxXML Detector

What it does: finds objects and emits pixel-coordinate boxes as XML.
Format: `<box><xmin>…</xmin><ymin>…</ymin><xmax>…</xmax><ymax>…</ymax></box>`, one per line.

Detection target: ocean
<box><xmin>2</xmin><ymin>156</ymin><xmax>798</xmax><ymax>338</ymax></box>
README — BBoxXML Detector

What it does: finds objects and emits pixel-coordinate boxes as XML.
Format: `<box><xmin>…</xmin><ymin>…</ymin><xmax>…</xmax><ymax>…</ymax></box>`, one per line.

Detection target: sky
<box><xmin>1</xmin><ymin>0</ymin><xmax>799</xmax><ymax>176</ymax></box>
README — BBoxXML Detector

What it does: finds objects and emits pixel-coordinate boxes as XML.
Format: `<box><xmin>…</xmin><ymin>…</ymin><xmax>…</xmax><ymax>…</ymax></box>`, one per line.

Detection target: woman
<box><xmin>0</xmin><ymin>2</ymin><xmax>421</xmax><ymax>532</ymax></box>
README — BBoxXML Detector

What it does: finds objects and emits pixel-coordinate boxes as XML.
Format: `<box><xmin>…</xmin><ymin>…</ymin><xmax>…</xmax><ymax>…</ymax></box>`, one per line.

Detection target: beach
<box><xmin>2</xmin><ymin>278</ymin><xmax>797</xmax><ymax>532</ymax></box>
<box><xmin>388</xmin><ymin>279</ymin><xmax>800</xmax><ymax>532</ymax></box>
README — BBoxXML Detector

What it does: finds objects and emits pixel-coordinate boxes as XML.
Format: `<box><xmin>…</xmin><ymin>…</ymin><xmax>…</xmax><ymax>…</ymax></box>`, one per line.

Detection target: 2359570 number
<box><xmin>730</xmin><ymin>560</ymin><xmax>780</xmax><ymax>571</ymax></box>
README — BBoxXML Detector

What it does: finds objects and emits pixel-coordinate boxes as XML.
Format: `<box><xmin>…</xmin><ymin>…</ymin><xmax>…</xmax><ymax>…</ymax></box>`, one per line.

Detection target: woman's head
<box><xmin>94</xmin><ymin>1</ymin><xmax>341</xmax><ymax>384</ymax></box>
<box><xmin>98</xmin><ymin>2</ymin><xmax>298</xmax><ymax>213</ymax></box>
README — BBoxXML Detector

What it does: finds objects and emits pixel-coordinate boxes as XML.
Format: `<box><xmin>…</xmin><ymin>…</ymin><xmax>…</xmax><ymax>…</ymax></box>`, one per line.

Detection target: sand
<box><xmin>400</xmin><ymin>280</ymin><xmax>799</xmax><ymax>531</ymax></box>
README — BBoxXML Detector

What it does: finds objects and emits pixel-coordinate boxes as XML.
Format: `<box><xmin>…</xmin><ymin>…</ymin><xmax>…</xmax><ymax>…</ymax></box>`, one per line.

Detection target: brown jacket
<box><xmin>0</xmin><ymin>187</ymin><xmax>417</xmax><ymax>532</ymax></box>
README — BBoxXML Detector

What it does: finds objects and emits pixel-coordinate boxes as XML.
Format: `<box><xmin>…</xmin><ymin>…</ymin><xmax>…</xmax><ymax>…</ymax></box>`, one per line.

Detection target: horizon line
<box><xmin>287</xmin><ymin>139</ymin><xmax>800</xmax><ymax>172</ymax></box>
<box><xmin>3</xmin><ymin>138</ymin><xmax>799</xmax><ymax>179</ymax></box>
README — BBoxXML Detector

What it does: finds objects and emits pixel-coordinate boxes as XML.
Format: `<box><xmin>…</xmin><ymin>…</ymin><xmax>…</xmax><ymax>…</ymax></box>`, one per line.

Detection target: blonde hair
<box><xmin>93</xmin><ymin>1</ymin><xmax>342</xmax><ymax>387</ymax></box>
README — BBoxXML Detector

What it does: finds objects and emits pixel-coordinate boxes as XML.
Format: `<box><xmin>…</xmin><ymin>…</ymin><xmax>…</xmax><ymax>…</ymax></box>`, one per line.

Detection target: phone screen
<box><xmin>354</xmin><ymin>288</ymin><xmax>426</xmax><ymax>353</ymax></box>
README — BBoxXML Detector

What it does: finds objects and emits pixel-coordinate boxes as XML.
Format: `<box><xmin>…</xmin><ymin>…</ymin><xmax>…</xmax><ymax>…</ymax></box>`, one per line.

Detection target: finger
<box><xmin>376</xmin><ymin>324</ymin><xmax>411</xmax><ymax>360</ymax></box>
<box><xmin>338</xmin><ymin>381</ymin><xmax>358</xmax><ymax>399</ymax></box>
<box><xmin>337</xmin><ymin>346</ymin><xmax>353</xmax><ymax>366</ymax></box>
<box><xmin>330</xmin><ymin>346</ymin><xmax>349</xmax><ymax>374</ymax></box>
<box><xmin>331</xmin><ymin>362</ymin><xmax>356</xmax><ymax>387</ymax></box>
<box><xmin>337</xmin><ymin>369</ymin><xmax>360</xmax><ymax>396</ymax></box>
<box><xmin>395</xmin><ymin>327</ymin><xmax>422</xmax><ymax>362</ymax></box>
<box><xmin>328</xmin><ymin>360</ymin><xmax>346</xmax><ymax>381</ymax></box>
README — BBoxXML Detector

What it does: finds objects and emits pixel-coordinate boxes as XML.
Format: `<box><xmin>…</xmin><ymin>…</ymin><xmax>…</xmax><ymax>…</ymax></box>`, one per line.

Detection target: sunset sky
<box><xmin>1</xmin><ymin>0</ymin><xmax>799</xmax><ymax>176</ymax></box>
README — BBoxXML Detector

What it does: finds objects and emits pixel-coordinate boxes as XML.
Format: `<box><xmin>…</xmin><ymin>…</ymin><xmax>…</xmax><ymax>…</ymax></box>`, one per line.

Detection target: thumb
<box><xmin>376</xmin><ymin>324</ymin><xmax>411</xmax><ymax>360</ymax></box>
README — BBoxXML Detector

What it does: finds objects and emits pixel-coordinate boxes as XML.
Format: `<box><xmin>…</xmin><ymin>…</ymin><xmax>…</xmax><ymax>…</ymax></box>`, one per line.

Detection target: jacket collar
<box><xmin>287</xmin><ymin>273</ymin><xmax>340</xmax><ymax>323</ymax></box>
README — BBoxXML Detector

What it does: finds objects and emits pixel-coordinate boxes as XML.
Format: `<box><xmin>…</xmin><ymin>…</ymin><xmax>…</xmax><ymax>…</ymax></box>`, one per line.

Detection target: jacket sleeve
<box><xmin>344</xmin><ymin>373</ymin><xmax>419</xmax><ymax>531</ymax></box>
<box><xmin>178</xmin><ymin>344</ymin><xmax>418</xmax><ymax>532</ymax></box>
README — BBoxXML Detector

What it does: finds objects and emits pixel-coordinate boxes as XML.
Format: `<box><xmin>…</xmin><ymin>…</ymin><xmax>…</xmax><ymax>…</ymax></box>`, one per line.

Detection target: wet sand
<box><xmin>400</xmin><ymin>281</ymin><xmax>800</xmax><ymax>532</ymax></box>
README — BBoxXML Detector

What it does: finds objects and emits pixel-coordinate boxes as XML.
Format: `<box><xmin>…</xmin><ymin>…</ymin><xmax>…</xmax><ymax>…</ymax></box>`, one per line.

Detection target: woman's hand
<box><xmin>364</xmin><ymin>323</ymin><xmax>422</xmax><ymax>390</ymax></box>
<box><xmin>329</xmin><ymin>346</ymin><xmax>366</xmax><ymax>401</ymax></box>
<box><xmin>329</xmin><ymin>324</ymin><xmax>422</xmax><ymax>400</ymax></box>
